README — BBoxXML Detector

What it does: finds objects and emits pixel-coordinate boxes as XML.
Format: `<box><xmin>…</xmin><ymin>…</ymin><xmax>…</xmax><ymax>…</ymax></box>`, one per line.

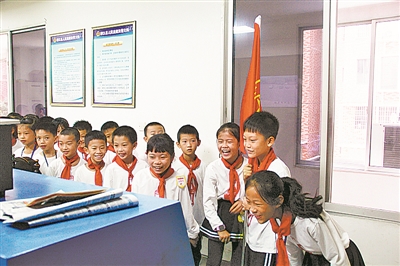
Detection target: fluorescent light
<box><xmin>234</xmin><ymin>26</ymin><xmax>254</xmax><ymax>34</ymax></box>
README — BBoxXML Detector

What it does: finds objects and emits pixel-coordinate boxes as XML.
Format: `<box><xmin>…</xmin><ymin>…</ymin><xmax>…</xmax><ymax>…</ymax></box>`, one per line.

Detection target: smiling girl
<box><xmin>201</xmin><ymin>122</ymin><xmax>248</xmax><ymax>266</ymax></box>
<box><xmin>244</xmin><ymin>170</ymin><xmax>365</xmax><ymax>266</ymax></box>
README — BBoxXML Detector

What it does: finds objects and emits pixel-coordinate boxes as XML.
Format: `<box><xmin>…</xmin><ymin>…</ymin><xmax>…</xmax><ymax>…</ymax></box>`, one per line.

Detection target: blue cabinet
<box><xmin>0</xmin><ymin>170</ymin><xmax>194</xmax><ymax>265</ymax></box>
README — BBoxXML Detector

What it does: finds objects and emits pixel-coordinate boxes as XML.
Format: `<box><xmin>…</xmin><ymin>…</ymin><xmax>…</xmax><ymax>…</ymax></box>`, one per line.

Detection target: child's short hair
<box><xmin>144</xmin><ymin>122</ymin><xmax>165</xmax><ymax>137</ymax></box>
<box><xmin>146</xmin><ymin>133</ymin><xmax>175</xmax><ymax>157</ymax></box>
<box><xmin>20</xmin><ymin>114</ymin><xmax>39</xmax><ymax>131</ymax></box>
<box><xmin>101</xmin><ymin>121</ymin><xmax>119</xmax><ymax>132</ymax></box>
<box><xmin>7</xmin><ymin>112</ymin><xmax>23</xmax><ymax>138</ymax></box>
<box><xmin>112</xmin><ymin>126</ymin><xmax>137</xmax><ymax>144</ymax></box>
<box><xmin>177</xmin><ymin>124</ymin><xmax>199</xmax><ymax>142</ymax></box>
<box><xmin>38</xmin><ymin>116</ymin><xmax>54</xmax><ymax>124</ymax></box>
<box><xmin>216</xmin><ymin>122</ymin><xmax>240</xmax><ymax>142</ymax></box>
<box><xmin>60</xmin><ymin>127</ymin><xmax>80</xmax><ymax>142</ymax></box>
<box><xmin>84</xmin><ymin>130</ymin><xmax>107</xmax><ymax>147</ymax></box>
<box><xmin>243</xmin><ymin>111</ymin><xmax>279</xmax><ymax>139</ymax></box>
<box><xmin>7</xmin><ymin>112</ymin><xmax>23</xmax><ymax>120</ymax></box>
<box><xmin>52</xmin><ymin>117</ymin><xmax>69</xmax><ymax>130</ymax></box>
<box><xmin>73</xmin><ymin>120</ymin><xmax>92</xmax><ymax>132</ymax></box>
<box><xmin>34</xmin><ymin>122</ymin><xmax>57</xmax><ymax>136</ymax></box>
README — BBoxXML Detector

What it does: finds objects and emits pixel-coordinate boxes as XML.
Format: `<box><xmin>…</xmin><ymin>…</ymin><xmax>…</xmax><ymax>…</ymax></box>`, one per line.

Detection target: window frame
<box><xmin>0</xmin><ymin>31</ymin><xmax>12</xmax><ymax>115</ymax></box>
<box><xmin>297</xmin><ymin>25</ymin><xmax>323</xmax><ymax>168</ymax></box>
<box><xmin>320</xmin><ymin>0</ymin><xmax>399</xmax><ymax>223</ymax></box>
<box><xmin>10</xmin><ymin>25</ymin><xmax>46</xmax><ymax>117</ymax></box>
<box><xmin>297</xmin><ymin>17</ymin><xmax>400</xmax><ymax>173</ymax></box>
<box><xmin>332</xmin><ymin>18</ymin><xmax>400</xmax><ymax>174</ymax></box>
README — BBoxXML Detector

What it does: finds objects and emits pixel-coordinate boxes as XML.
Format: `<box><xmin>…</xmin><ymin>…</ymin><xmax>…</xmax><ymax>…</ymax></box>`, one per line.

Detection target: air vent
<box><xmin>383</xmin><ymin>125</ymin><xmax>400</xmax><ymax>169</ymax></box>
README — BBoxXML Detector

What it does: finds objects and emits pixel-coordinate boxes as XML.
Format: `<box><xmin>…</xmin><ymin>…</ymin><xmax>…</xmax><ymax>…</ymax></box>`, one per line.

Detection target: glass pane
<box><xmin>233</xmin><ymin>0</ymin><xmax>323</xmax><ymax>194</ymax></box>
<box><xmin>333</xmin><ymin>24</ymin><xmax>371</xmax><ymax>167</ymax></box>
<box><xmin>370</xmin><ymin>19</ymin><xmax>400</xmax><ymax>169</ymax></box>
<box><xmin>0</xmin><ymin>33</ymin><xmax>10</xmax><ymax>116</ymax></box>
<box><xmin>332</xmin><ymin>0</ymin><xmax>400</xmax><ymax>213</ymax></box>
<box><xmin>12</xmin><ymin>29</ymin><xmax>46</xmax><ymax>117</ymax></box>
<box><xmin>300</xmin><ymin>28</ymin><xmax>323</xmax><ymax>163</ymax></box>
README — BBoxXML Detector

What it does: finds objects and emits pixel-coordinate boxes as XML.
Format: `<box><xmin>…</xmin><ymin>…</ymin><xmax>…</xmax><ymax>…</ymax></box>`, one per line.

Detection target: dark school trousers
<box><xmin>206</xmin><ymin>239</ymin><xmax>242</xmax><ymax>266</ymax></box>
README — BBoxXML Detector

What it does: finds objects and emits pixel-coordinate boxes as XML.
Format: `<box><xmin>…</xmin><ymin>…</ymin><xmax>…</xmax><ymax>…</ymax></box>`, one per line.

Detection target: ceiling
<box><xmin>9</xmin><ymin>1</ymin><xmax>398</xmax><ymax>51</ymax></box>
<box><xmin>234</xmin><ymin>0</ymin><xmax>324</xmax><ymax>57</ymax></box>
<box><xmin>235</xmin><ymin>0</ymin><xmax>323</xmax><ymax>26</ymax></box>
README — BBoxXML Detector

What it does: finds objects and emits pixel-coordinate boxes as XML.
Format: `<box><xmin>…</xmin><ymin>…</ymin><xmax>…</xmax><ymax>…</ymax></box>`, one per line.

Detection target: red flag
<box><xmin>240</xmin><ymin>15</ymin><xmax>261</xmax><ymax>155</ymax></box>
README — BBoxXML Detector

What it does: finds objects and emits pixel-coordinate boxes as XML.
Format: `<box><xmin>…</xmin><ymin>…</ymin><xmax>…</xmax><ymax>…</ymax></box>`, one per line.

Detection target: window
<box><xmin>357</xmin><ymin>59</ymin><xmax>368</xmax><ymax>84</ymax></box>
<box><xmin>299</xmin><ymin>27</ymin><xmax>323</xmax><ymax>165</ymax></box>
<box><xmin>0</xmin><ymin>33</ymin><xmax>10</xmax><ymax>116</ymax></box>
<box><xmin>233</xmin><ymin>0</ymin><xmax>323</xmax><ymax>195</ymax></box>
<box><xmin>11</xmin><ymin>27</ymin><xmax>46</xmax><ymax>117</ymax></box>
<box><xmin>331</xmin><ymin>16</ymin><xmax>400</xmax><ymax>212</ymax></box>
<box><xmin>333</xmin><ymin>20</ymin><xmax>400</xmax><ymax>170</ymax></box>
<box><xmin>333</xmin><ymin>23</ymin><xmax>371</xmax><ymax>167</ymax></box>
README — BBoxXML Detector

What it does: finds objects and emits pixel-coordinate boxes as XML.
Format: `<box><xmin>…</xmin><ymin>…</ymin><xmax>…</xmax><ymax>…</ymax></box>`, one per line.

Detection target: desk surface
<box><xmin>1</xmin><ymin>170</ymin><xmax>183</xmax><ymax>261</ymax></box>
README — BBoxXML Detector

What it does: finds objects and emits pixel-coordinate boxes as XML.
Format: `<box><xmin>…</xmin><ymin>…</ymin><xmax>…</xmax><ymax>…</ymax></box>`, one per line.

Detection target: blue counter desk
<box><xmin>0</xmin><ymin>170</ymin><xmax>194</xmax><ymax>265</ymax></box>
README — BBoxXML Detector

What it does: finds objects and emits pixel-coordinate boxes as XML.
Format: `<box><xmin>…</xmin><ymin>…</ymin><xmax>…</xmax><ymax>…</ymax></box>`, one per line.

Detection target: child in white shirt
<box><xmin>14</xmin><ymin>114</ymin><xmax>42</xmax><ymax>159</ymax></box>
<box><xmin>172</xmin><ymin>124</ymin><xmax>206</xmax><ymax>266</ymax></box>
<box><xmin>33</xmin><ymin>122</ymin><xmax>62</xmax><ymax>176</ymax></box>
<box><xmin>48</xmin><ymin>127</ymin><xmax>84</xmax><ymax>179</ymax></box>
<box><xmin>244</xmin><ymin>171</ymin><xmax>365</xmax><ymax>266</ymax></box>
<box><xmin>103</xmin><ymin>126</ymin><xmax>147</xmax><ymax>191</ymax></box>
<box><xmin>100</xmin><ymin>121</ymin><xmax>118</xmax><ymax>165</ymax></box>
<box><xmin>132</xmin><ymin>133</ymin><xmax>199</xmax><ymax>261</ymax></box>
<box><xmin>74</xmin><ymin>130</ymin><xmax>108</xmax><ymax>186</ymax></box>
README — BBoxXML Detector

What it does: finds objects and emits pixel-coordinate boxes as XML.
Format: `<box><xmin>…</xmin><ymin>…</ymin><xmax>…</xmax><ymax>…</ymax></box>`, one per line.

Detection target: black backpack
<box><xmin>12</xmin><ymin>155</ymin><xmax>41</xmax><ymax>174</ymax></box>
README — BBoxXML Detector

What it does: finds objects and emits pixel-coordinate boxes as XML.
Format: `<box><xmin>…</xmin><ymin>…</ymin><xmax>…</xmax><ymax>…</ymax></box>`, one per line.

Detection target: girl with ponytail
<box><xmin>244</xmin><ymin>170</ymin><xmax>365</xmax><ymax>266</ymax></box>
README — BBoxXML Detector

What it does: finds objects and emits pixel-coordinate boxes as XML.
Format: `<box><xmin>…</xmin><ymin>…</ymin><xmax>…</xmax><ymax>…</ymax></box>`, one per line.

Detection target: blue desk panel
<box><xmin>0</xmin><ymin>170</ymin><xmax>194</xmax><ymax>265</ymax></box>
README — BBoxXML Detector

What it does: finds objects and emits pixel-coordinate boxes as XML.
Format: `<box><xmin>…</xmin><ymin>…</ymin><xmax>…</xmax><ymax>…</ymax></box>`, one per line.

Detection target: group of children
<box><xmin>4</xmin><ymin>111</ymin><xmax>365</xmax><ymax>266</ymax></box>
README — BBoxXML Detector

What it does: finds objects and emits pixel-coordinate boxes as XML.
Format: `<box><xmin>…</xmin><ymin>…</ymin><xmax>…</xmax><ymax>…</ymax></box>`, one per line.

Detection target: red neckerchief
<box><xmin>253</xmin><ymin>148</ymin><xmax>277</xmax><ymax>172</ymax></box>
<box><xmin>270</xmin><ymin>211</ymin><xmax>292</xmax><ymax>266</ymax></box>
<box><xmin>179</xmin><ymin>154</ymin><xmax>201</xmax><ymax>205</ymax></box>
<box><xmin>61</xmin><ymin>153</ymin><xmax>80</xmax><ymax>180</ymax></box>
<box><xmin>87</xmin><ymin>157</ymin><xmax>105</xmax><ymax>186</ymax></box>
<box><xmin>107</xmin><ymin>145</ymin><xmax>115</xmax><ymax>153</ymax></box>
<box><xmin>113</xmin><ymin>155</ymin><xmax>138</xmax><ymax>192</ymax></box>
<box><xmin>221</xmin><ymin>154</ymin><xmax>243</xmax><ymax>204</ymax></box>
<box><xmin>78</xmin><ymin>146</ymin><xmax>89</xmax><ymax>161</ymax></box>
<box><xmin>150</xmin><ymin>167</ymin><xmax>175</xmax><ymax>198</ymax></box>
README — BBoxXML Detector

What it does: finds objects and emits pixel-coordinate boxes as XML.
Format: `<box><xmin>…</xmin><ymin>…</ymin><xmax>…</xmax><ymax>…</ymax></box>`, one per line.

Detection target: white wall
<box><xmin>332</xmin><ymin>169</ymin><xmax>400</xmax><ymax>213</ymax></box>
<box><xmin>330</xmin><ymin>212</ymin><xmax>400</xmax><ymax>266</ymax></box>
<box><xmin>2</xmin><ymin>1</ymin><xmax>400</xmax><ymax>265</ymax></box>
<box><xmin>1</xmin><ymin>0</ymin><xmax>227</xmax><ymax>164</ymax></box>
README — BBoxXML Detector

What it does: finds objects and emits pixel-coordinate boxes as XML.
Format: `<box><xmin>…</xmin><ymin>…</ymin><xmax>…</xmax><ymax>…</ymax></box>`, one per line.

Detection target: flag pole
<box><xmin>240</xmin><ymin>15</ymin><xmax>261</xmax><ymax>266</ymax></box>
